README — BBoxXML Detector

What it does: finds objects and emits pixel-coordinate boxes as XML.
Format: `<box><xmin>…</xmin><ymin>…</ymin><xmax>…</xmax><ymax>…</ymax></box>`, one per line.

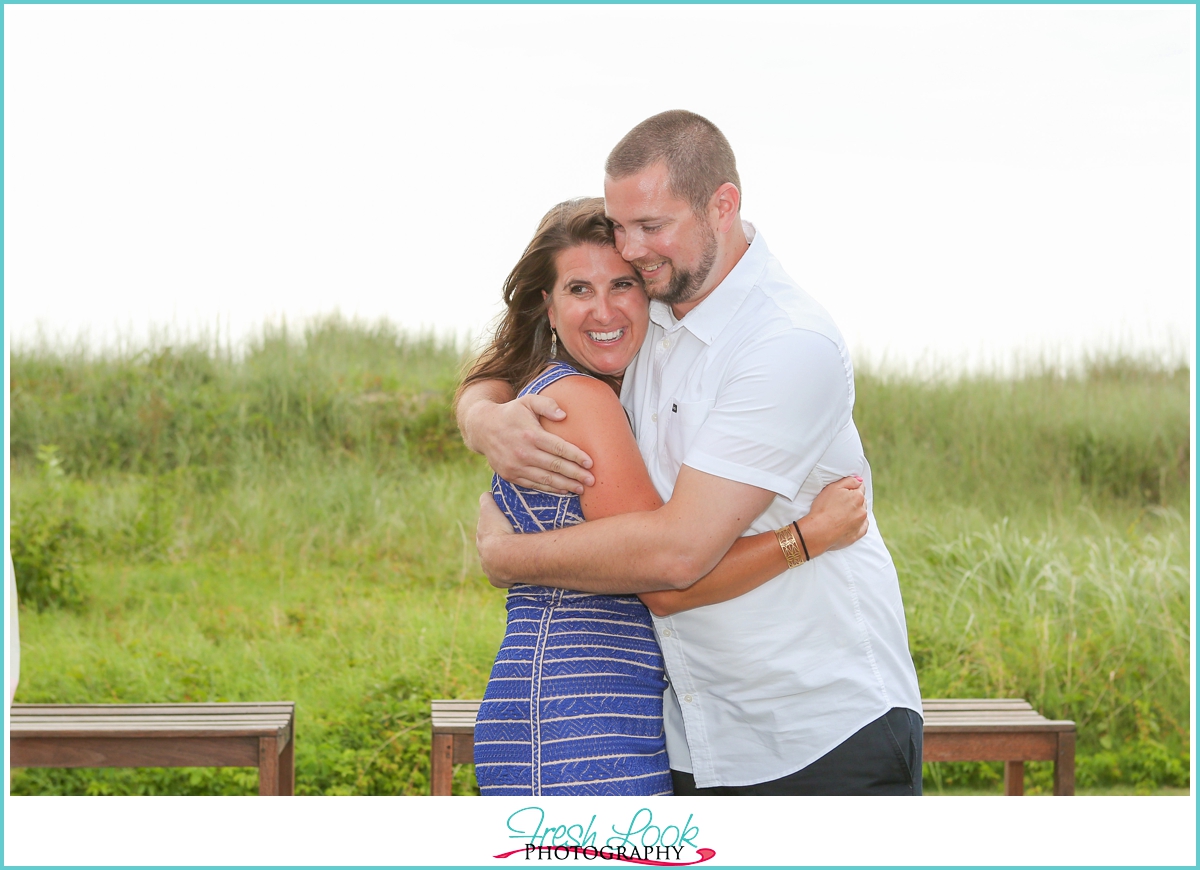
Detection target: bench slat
<box><xmin>923</xmin><ymin>703</ymin><xmax>1035</xmax><ymax>712</ymax></box>
<box><xmin>9</xmin><ymin>703</ymin><xmax>295</xmax><ymax>714</ymax></box>
<box><xmin>12</xmin><ymin>710</ymin><xmax>292</xmax><ymax>720</ymax></box>
<box><xmin>12</xmin><ymin>724</ymin><xmax>291</xmax><ymax>734</ymax></box>
<box><xmin>922</xmin><ymin>698</ymin><xmax>1034</xmax><ymax>707</ymax></box>
<box><xmin>924</xmin><ymin>714</ymin><xmax>1060</xmax><ymax>723</ymax></box>
<box><xmin>924</xmin><ymin>723</ymin><xmax>1073</xmax><ymax>730</ymax></box>
<box><xmin>12</xmin><ymin>711</ymin><xmax>293</xmax><ymax>739</ymax></box>
<box><xmin>12</xmin><ymin>716</ymin><xmax>293</xmax><ymax>725</ymax></box>
<box><xmin>14</xmin><ymin>700</ymin><xmax>297</xmax><ymax>705</ymax></box>
<box><xmin>14</xmin><ymin>721</ymin><xmax>291</xmax><ymax>726</ymax></box>
<box><xmin>924</xmin><ymin>731</ymin><xmax>1060</xmax><ymax>763</ymax></box>
<box><xmin>11</xmin><ymin>736</ymin><xmax>263</xmax><ymax>769</ymax></box>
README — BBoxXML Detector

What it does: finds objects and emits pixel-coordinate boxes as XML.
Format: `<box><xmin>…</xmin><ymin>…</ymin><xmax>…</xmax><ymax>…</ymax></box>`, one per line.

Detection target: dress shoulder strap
<box><xmin>517</xmin><ymin>361</ymin><xmax>592</xmax><ymax>398</ymax></box>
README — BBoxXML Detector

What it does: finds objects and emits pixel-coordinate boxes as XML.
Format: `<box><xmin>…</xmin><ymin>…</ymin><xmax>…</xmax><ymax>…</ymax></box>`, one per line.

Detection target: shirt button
<box><xmin>661</xmin><ymin>338</ymin><xmax>670</xmax><ymax>348</ymax></box>
<box><xmin>651</xmin><ymin>413</ymin><xmax>658</xmax><ymax>423</ymax></box>
<box><xmin>660</xmin><ymin>628</ymin><xmax>672</xmax><ymax>638</ymax></box>
<box><xmin>683</xmin><ymin>694</ymin><xmax>694</xmax><ymax>704</ymax></box>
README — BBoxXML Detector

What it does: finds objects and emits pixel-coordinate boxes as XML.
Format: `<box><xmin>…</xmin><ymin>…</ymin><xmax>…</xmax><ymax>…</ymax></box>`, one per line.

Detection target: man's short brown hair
<box><xmin>605</xmin><ymin>110</ymin><xmax>741</xmax><ymax>216</ymax></box>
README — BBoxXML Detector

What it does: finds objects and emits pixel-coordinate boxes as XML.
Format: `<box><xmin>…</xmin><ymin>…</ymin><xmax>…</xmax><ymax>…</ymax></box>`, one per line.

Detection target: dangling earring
<box><xmin>550</xmin><ymin>328</ymin><xmax>557</xmax><ymax>358</ymax></box>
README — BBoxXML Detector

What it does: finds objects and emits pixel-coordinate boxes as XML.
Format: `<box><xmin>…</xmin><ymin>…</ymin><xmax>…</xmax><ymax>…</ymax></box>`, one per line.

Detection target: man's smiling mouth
<box><xmin>587</xmin><ymin>328</ymin><xmax>626</xmax><ymax>343</ymax></box>
<box><xmin>637</xmin><ymin>260</ymin><xmax>667</xmax><ymax>275</ymax></box>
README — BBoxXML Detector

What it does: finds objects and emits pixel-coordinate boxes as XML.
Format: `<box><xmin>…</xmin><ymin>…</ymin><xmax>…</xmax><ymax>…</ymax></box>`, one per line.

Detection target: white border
<box><xmin>3</xmin><ymin>795</ymin><xmax>1197</xmax><ymax>866</ymax></box>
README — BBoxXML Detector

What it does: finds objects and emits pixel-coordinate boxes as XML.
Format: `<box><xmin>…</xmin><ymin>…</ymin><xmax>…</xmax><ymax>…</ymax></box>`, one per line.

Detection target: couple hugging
<box><xmin>456</xmin><ymin>110</ymin><xmax>922</xmax><ymax>796</ymax></box>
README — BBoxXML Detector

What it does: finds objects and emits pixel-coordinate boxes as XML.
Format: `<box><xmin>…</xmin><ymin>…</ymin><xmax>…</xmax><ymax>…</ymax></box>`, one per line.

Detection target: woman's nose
<box><xmin>591</xmin><ymin>293</ymin><xmax>616</xmax><ymax>322</ymax></box>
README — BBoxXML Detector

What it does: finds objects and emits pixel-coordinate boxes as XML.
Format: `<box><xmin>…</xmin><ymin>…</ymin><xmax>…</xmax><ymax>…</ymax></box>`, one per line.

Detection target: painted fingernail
<box><xmin>854</xmin><ymin>475</ymin><xmax>863</xmax><ymax>481</ymax></box>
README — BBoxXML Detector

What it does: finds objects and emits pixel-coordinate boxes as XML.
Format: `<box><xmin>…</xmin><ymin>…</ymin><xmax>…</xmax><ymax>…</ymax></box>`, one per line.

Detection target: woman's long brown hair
<box><xmin>458</xmin><ymin>198</ymin><xmax>624</xmax><ymax>400</ymax></box>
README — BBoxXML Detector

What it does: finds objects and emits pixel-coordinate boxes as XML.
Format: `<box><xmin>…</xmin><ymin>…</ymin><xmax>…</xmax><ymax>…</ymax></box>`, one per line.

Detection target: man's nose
<box><xmin>619</xmin><ymin>230</ymin><xmax>645</xmax><ymax>262</ymax></box>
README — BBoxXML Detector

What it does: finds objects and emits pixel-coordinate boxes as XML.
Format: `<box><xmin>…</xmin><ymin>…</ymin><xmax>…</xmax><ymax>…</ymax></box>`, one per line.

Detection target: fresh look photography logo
<box><xmin>494</xmin><ymin>807</ymin><xmax>716</xmax><ymax>865</ymax></box>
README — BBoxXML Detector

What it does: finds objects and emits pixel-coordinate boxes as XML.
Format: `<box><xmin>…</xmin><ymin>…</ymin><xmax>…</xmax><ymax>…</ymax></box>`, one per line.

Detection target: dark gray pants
<box><xmin>671</xmin><ymin>707</ymin><xmax>923</xmax><ymax>796</ymax></box>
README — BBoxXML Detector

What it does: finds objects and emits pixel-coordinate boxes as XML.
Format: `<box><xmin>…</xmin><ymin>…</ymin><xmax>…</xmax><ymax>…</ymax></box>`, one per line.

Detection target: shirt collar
<box><xmin>648</xmin><ymin>220</ymin><xmax>767</xmax><ymax>345</ymax></box>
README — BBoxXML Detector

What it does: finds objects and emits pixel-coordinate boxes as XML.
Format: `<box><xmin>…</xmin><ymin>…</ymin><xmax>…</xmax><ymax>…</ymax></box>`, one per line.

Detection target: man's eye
<box><xmin>643</xmin><ymin>225</ymin><xmax>661</xmax><ymax>233</ymax></box>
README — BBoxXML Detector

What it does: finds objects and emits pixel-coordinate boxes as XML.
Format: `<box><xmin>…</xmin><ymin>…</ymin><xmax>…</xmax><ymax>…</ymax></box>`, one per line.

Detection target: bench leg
<box><xmin>259</xmin><ymin>736</ymin><xmax>280</xmax><ymax>796</ymax></box>
<box><xmin>431</xmin><ymin>733</ymin><xmax>454</xmax><ymax>795</ymax></box>
<box><xmin>1054</xmin><ymin>731</ymin><xmax>1075</xmax><ymax>796</ymax></box>
<box><xmin>1004</xmin><ymin>761</ymin><xmax>1025</xmax><ymax>796</ymax></box>
<box><xmin>278</xmin><ymin>733</ymin><xmax>295</xmax><ymax>796</ymax></box>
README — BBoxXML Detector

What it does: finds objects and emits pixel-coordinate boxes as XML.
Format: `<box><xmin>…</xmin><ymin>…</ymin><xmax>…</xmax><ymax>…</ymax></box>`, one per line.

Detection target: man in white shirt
<box><xmin>460</xmin><ymin>110</ymin><xmax>922</xmax><ymax>794</ymax></box>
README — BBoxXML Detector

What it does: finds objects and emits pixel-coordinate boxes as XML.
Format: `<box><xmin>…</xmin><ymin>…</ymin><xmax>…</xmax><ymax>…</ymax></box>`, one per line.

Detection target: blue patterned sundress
<box><xmin>473</xmin><ymin>361</ymin><xmax>672</xmax><ymax>796</ymax></box>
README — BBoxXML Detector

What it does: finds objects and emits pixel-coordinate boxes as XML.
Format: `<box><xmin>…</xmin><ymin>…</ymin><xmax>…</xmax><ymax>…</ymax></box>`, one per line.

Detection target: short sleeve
<box><xmin>682</xmin><ymin>329</ymin><xmax>852</xmax><ymax>499</ymax></box>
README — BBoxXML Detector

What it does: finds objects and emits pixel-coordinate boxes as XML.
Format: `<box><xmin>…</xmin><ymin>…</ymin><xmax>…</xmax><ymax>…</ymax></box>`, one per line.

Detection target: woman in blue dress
<box><xmin>459</xmin><ymin>198</ymin><xmax>867</xmax><ymax>796</ymax></box>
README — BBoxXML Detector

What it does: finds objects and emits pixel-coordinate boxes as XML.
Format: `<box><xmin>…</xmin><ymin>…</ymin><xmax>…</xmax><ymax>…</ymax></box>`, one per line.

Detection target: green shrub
<box><xmin>10</xmin><ymin>316</ymin><xmax>468</xmax><ymax>477</ymax></box>
<box><xmin>403</xmin><ymin>391</ymin><xmax>471</xmax><ymax>463</ymax></box>
<box><xmin>11</xmin><ymin>446</ymin><xmax>89</xmax><ymax>611</ymax></box>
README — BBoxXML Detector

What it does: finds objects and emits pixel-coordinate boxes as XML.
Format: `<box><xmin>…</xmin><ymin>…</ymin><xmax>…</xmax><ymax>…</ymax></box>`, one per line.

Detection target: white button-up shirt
<box><xmin>620</xmin><ymin>224</ymin><xmax>922</xmax><ymax>788</ymax></box>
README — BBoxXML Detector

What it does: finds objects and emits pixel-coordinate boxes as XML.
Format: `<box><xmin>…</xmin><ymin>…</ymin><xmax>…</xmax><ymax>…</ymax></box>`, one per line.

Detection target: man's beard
<box><xmin>652</xmin><ymin>225</ymin><xmax>718</xmax><ymax>307</ymax></box>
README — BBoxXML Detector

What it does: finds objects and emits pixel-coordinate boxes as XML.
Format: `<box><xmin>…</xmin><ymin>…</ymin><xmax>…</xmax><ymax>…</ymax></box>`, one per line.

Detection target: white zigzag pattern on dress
<box><xmin>541</xmin><ymin>771</ymin><xmax>672</xmax><ymax>786</ymax></box>
<box><xmin>537</xmin><ymin>657</ymin><xmax>664</xmax><ymax>671</ymax></box>
<box><xmin>540</xmin><ymin>733</ymin><xmax>665</xmax><ymax>746</ymax></box>
<box><xmin>544</xmin><ymin>616</ymin><xmax>657</xmax><ymax>630</ymax></box>
<box><xmin>538</xmin><ymin>667</ymin><xmax>663</xmax><ymax>679</ymax></box>
<box><xmin>526</xmin><ymin>712</ymin><xmax>663</xmax><ymax>725</ymax></box>
<box><xmin>542</xmin><ymin>643</ymin><xmax>662</xmax><ymax>655</ymax></box>
<box><xmin>540</xmin><ymin>749</ymin><xmax>667</xmax><ymax>766</ymax></box>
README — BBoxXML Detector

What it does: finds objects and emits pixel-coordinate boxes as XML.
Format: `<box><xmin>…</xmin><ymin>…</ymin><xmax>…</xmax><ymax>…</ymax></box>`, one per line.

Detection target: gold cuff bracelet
<box><xmin>774</xmin><ymin>524</ymin><xmax>806</xmax><ymax>569</ymax></box>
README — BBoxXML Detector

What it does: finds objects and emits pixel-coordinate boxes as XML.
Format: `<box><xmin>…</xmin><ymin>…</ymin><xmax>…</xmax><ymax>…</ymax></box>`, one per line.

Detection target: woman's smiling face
<box><xmin>546</xmin><ymin>244</ymin><xmax>649</xmax><ymax>378</ymax></box>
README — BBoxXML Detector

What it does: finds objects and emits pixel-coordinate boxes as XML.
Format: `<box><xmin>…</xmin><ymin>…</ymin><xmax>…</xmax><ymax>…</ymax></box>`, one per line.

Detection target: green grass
<box><xmin>9</xmin><ymin>317</ymin><xmax>1191</xmax><ymax>795</ymax></box>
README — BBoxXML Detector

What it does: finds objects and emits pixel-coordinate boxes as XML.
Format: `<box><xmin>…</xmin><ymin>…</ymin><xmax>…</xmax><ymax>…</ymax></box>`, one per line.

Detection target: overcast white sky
<box><xmin>4</xmin><ymin>5</ymin><xmax>1195</xmax><ymax>372</ymax></box>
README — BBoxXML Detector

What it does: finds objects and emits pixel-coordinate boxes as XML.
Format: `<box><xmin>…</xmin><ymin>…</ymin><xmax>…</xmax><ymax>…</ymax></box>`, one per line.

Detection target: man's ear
<box><xmin>710</xmin><ymin>182</ymin><xmax>741</xmax><ymax>233</ymax></box>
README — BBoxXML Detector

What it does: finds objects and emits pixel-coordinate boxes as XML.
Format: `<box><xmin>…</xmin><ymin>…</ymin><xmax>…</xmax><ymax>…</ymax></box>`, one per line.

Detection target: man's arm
<box><xmin>455</xmin><ymin>378</ymin><xmax>595</xmax><ymax>494</ymax></box>
<box><xmin>478</xmin><ymin>464</ymin><xmax>845</xmax><ymax>592</ymax></box>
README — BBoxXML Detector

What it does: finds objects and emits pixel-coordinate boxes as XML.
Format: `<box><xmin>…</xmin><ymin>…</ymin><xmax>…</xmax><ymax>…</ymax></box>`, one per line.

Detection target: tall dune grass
<box><xmin>9</xmin><ymin>317</ymin><xmax>1190</xmax><ymax>794</ymax></box>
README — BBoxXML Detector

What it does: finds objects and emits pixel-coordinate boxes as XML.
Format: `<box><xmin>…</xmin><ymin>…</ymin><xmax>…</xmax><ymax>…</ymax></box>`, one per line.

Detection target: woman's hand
<box><xmin>804</xmin><ymin>476</ymin><xmax>868</xmax><ymax>552</ymax></box>
<box><xmin>477</xmin><ymin>493</ymin><xmax>517</xmax><ymax>588</ymax></box>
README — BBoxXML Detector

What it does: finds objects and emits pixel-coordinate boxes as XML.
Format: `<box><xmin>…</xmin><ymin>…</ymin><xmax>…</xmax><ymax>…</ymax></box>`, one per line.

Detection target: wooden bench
<box><xmin>923</xmin><ymin>697</ymin><xmax>1075</xmax><ymax>795</ymax></box>
<box><xmin>429</xmin><ymin>697</ymin><xmax>1075</xmax><ymax>795</ymax></box>
<box><xmin>10</xmin><ymin>702</ymin><xmax>296</xmax><ymax>795</ymax></box>
<box><xmin>430</xmin><ymin>700</ymin><xmax>483</xmax><ymax>796</ymax></box>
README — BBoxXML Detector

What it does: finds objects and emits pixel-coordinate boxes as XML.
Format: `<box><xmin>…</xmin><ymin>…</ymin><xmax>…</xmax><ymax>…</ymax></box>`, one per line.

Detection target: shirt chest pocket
<box><xmin>661</xmin><ymin>398</ymin><xmax>715</xmax><ymax>463</ymax></box>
